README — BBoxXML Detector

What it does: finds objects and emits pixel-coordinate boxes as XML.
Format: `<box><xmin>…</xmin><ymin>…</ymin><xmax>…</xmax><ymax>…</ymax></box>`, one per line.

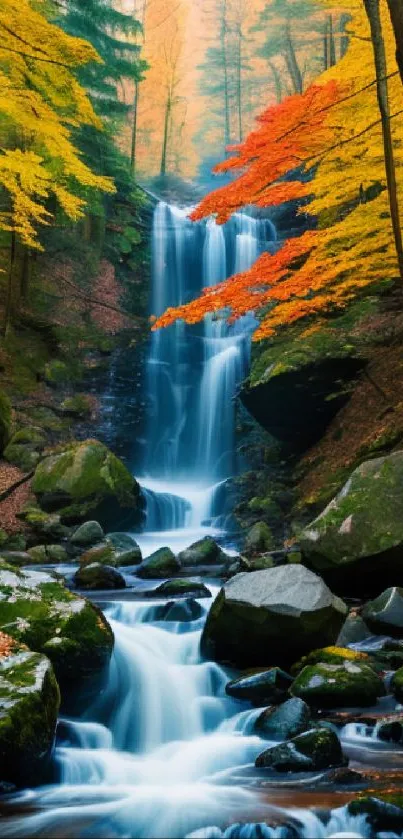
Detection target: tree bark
<box><xmin>236</xmin><ymin>24</ymin><xmax>243</xmax><ymax>142</ymax></box>
<box><xmin>130</xmin><ymin>79</ymin><xmax>139</xmax><ymax>176</ymax></box>
<box><xmin>220</xmin><ymin>0</ymin><xmax>231</xmax><ymax>153</ymax></box>
<box><xmin>269</xmin><ymin>61</ymin><xmax>283</xmax><ymax>103</ymax></box>
<box><xmin>160</xmin><ymin>90</ymin><xmax>172</xmax><ymax>176</ymax></box>
<box><xmin>339</xmin><ymin>13</ymin><xmax>350</xmax><ymax>58</ymax></box>
<box><xmin>363</xmin><ymin>0</ymin><xmax>403</xmax><ymax>283</ymax></box>
<box><xmin>328</xmin><ymin>15</ymin><xmax>336</xmax><ymax>66</ymax></box>
<box><xmin>284</xmin><ymin>23</ymin><xmax>303</xmax><ymax>93</ymax></box>
<box><xmin>386</xmin><ymin>0</ymin><xmax>403</xmax><ymax>85</ymax></box>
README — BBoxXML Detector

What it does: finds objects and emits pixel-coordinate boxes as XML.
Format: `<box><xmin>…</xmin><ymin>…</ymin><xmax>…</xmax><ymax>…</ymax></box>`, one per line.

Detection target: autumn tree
<box><xmin>153</xmin><ymin>0</ymin><xmax>403</xmax><ymax>342</ymax></box>
<box><xmin>0</xmin><ymin>0</ymin><xmax>115</xmax><ymax>332</ymax></box>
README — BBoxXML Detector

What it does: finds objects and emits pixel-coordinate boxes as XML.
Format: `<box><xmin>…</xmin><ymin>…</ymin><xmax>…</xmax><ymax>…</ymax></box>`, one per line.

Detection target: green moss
<box><xmin>291</xmin><ymin>660</ymin><xmax>385</xmax><ymax>707</ymax></box>
<box><xmin>60</xmin><ymin>395</ymin><xmax>92</xmax><ymax>418</ymax></box>
<box><xmin>291</xmin><ymin>645</ymin><xmax>370</xmax><ymax>675</ymax></box>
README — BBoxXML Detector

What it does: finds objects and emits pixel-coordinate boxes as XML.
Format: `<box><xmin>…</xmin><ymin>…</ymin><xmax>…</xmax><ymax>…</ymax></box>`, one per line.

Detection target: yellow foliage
<box><xmin>0</xmin><ymin>0</ymin><xmax>115</xmax><ymax>248</ymax></box>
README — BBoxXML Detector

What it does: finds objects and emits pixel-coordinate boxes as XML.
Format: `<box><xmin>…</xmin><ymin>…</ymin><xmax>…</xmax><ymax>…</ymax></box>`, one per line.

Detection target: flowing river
<box><xmin>2</xmin><ymin>204</ymin><xmax>403</xmax><ymax>838</ymax></box>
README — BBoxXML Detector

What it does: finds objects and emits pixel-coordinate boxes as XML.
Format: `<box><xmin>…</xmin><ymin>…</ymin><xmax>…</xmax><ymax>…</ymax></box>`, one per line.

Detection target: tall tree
<box><xmin>385</xmin><ymin>0</ymin><xmax>403</xmax><ymax>85</ymax></box>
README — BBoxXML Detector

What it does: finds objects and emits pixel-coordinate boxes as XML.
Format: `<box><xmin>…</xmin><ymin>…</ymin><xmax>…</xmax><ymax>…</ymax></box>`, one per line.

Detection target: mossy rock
<box><xmin>255</xmin><ymin>697</ymin><xmax>311</xmax><ymax>741</ymax></box>
<box><xmin>362</xmin><ymin>587</ymin><xmax>403</xmax><ymax>638</ymax></box>
<box><xmin>43</xmin><ymin>359</ymin><xmax>74</xmax><ymax>387</ymax></box>
<box><xmin>291</xmin><ymin>660</ymin><xmax>385</xmax><ymax>708</ymax></box>
<box><xmin>0</xmin><ymin>551</ymin><xmax>38</xmax><ymax>567</ymax></box>
<box><xmin>32</xmin><ymin>439</ymin><xmax>141</xmax><ymax>529</ymax></box>
<box><xmin>74</xmin><ymin>563</ymin><xmax>125</xmax><ymax>591</ymax></box>
<box><xmin>178</xmin><ymin>537</ymin><xmax>224</xmax><ymax>567</ymax></box>
<box><xmin>60</xmin><ymin>395</ymin><xmax>92</xmax><ymax>418</ymax></box>
<box><xmin>255</xmin><ymin>727</ymin><xmax>347</xmax><ymax>772</ymax></box>
<box><xmin>0</xmin><ymin>390</ymin><xmax>11</xmax><ymax>454</ymax></box>
<box><xmin>71</xmin><ymin>521</ymin><xmax>104</xmax><ymax>548</ymax></box>
<box><xmin>27</xmin><ymin>544</ymin><xmax>68</xmax><ymax>564</ymax></box>
<box><xmin>0</xmin><ymin>649</ymin><xmax>60</xmax><ymax>786</ymax></box>
<box><xmin>290</xmin><ymin>646</ymin><xmax>370</xmax><ymax>676</ymax></box>
<box><xmin>300</xmin><ymin>451</ymin><xmax>403</xmax><ymax>595</ymax></box>
<box><xmin>347</xmin><ymin>796</ymin><xmax>403</xmax><ymax>834</ymax></box>
<box><xmin>153</xmin><ymin>579</ymin><xmax>212</xmax><ymax>598</ymax></box>
<box><xmin>4</xmin><ymin>427</ymin><xmax>47</xmax><ymax>470</ymax></box>
<box><xmin>79</xmin><ymin>542</ymin><xmax>116</xmax><ymax>568</ymax></box>
<box><xmin>226</xmin><ymin>667</ymin><xmax>293</xmax><ymax>705</ymax></box>
<box><xmin>136</xmin><ymin>547</ymin><xmax>181</xmax><ymax>579</ymax></box>
<box><xmin>19</xmin><ymin>507</ymin><xmax>70</xmax><ymax>541</ymax></box>
<box><xmin>244</xmin><ymin>521</ymin><xmax>275</xmax><ymax>555</ymax></box>
<box><xmin>0</xmin><ymin>566</ymin><xmax>114</xmax><ymax>693</ymax></box>
<box><xmin>391</xmin><ymin>666</ymin><xmax>403</xmax><ymax>702</ymax></box>
<box><xmin>0</xmin><ymin>531</ymin><xmax>26</xmax><ymax>552</ymax></box>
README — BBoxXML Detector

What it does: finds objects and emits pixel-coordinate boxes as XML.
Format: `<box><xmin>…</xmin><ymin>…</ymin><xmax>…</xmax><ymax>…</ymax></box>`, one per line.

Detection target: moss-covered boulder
<box><xmin>0</xmin><ymin>390</ymin><xmax>11</xmax><ymax>454</ymax></box>
<box><xmin>0</xmin><ymin>566</ymin><xmax>113</xmax><ymax>693</ymax></box>
<box><xmin>106</xmin><ymin>532</ymin><xmax>142</xmax><ymax>566</ymax></box>
<box><xmin>291</xmin><ymin>660</ymin><xmax>385</xmax><ymax>708</ymax></box>
<box><xmin>71</xmin><ymin>521</ymin><xmax>104</xmax><ymax>548</ymax></box>
<box><xmin>255</xmin><ymin>697</ymin><xmax>311</xmax><ymax>741</ymax></box>
<box><xmin>32</xmin><ymin>439</ymin><xmax>142</xmax><ymax>528</ymax></box>
<box><xmin>0</xmin><ymin>531</ymin><xmax>26</xmax><ymax>553</ymax></box>
<box><xmin>4</xmin><ymin>427</ymin><xmax>47</xmax><ymax>472</ymax></box>
<box><xmin>18</xmin><ymin>507</ymin><xmax>70</xmax><ymax>541</ymax></box>
<box><xmin>300</xmin><ymin>451</ymin><xmax>403</xmax><ymax>594</ymax></box>
<box><xmin>290</xmin><ymin>646</ymin><xmax>370</xmax><ymax>676</ymax></box>
<box><xmin>0</xmin><ymin>552</ymin><xmax>34</xmax><ymax>567</ymax></box>
<box><xmin>178</xmin><ymin>537</ymin><xmax>224</xmax><ymax>567</ymax></box>
<box><xmin>43</xmin><ymin>359</ymin><xmax>72</xmax><ymax>387</ymax></box>
<box><xmin>201</xmin><ymin>565</ymin><xmax>347</xmax><ymax>668</ymax></box>
<box><xmin>79</xmin><ymin>542</ymin><xmax>116</xmax><ymax>568</ymax></box>
<box><xmin>391</xmin><ymin>667</ymin><xmax>403</xmax><ymax>702</ymax></box>
<box><xmin>244</xmin><ymin>522</ymin><xmax>275</xmax><ymax>555</ymax></box>
<box><xmin>153</xmin><ymin>579</ymin><xmax>211</xmax><ymax>598</ymax></box>
<box><xmin>27</xmin><ymin>545</ymin><xmax>68</xmax><ymax>564</ymax></box>
<box><xmin>226</xmin><ymin>667</ymin><xmax>293</xmax><ymax>705</ymax></box>
<box><xmin>0</xmin><ymin>646</ymin><xmax>60</xmax><ymax>786</ymax></box>
<box><xmin>362</xmin><ymin>587</ymin><xmax>403</xmax><ymax>638</ymax></box>
<box><xmin>136</xmin><ymin>547</ymin><xmax>181</xmax><ymax>579</ymax></box>
<box><xmin>60</xmin><ymin>395</ymin><xmax>92</xmax><ymax>418</ymax></box>
<box><xmin>74</xmin><ymin>563</ymin><xmax>125</xmax><ymax>591</ymax></box>
<box><xmin>255</xmin><ymin>727</ymin><xmax>347</xmax><ymax>772</ymax></box>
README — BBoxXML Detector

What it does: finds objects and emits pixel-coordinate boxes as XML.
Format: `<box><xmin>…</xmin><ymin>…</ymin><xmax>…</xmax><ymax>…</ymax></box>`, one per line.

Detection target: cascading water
<box><xmin>137</xmin><ymin>203</ymin><xmax>276</xmax><ymax>553</ymax></box>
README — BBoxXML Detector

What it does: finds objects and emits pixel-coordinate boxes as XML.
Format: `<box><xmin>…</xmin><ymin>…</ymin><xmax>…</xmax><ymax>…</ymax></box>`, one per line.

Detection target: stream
<box><xmin>2</xmin><ymin>204</ymin><xmax>403</xmax><ymax>838</ymax></box>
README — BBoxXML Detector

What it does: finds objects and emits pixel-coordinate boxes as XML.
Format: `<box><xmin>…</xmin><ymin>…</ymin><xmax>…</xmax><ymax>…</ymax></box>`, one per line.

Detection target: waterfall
<box><xmin>138</xmin><ymin>202</ymin><xmax>276</xmax><ymax>545</ymax></box>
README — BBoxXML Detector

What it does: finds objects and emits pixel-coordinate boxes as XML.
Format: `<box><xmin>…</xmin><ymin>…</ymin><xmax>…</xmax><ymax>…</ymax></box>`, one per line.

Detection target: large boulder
<box><xmin>254</xmin><ymin>697</ymin><xmax>312</xmax><ymax>741</ymax></box>
<box><xmin>0</xmin><ymin>643</ymin><xmax>60</xmax><ymax>786</ymax></box>
<box><xmin>0</xmin><ymin>566</ymin><xmax>113</xmax><ymax>693</ymax></box>
<box><xmin>362</xmin><ymin>588</ymin><xmax>403</xmax><ymax>638</ymax></box>
<box><xmin>74</xmin><ymin>562</ymin><xmax>126</xmax><ymax>591</ymax></box>
<box><xmin>136</xmin><ymin>547</ymin><xmax>181</xmax><ymax>579</ymax></box>
<box><xmin>255</xmin><ymin>728</ymin><xmax>347</xmax><ymax>772</ymax></box>
<box><xmin>300</xmin><ymin>451</ymin><xmax>403</xmax><ymax>594</ymax></box>
<box><xmin>152</xmin><ymin>579</ymin><xmax>211</xmax><ymax>598</ymax></box>
<box><xmin>201</xmin><ymin>565</ymin><xmax>347</xmax><ymax>668</ymax></box>
<box><xmin>71</xmin><ymin>521</ymin><xmax>104</xmax><ymax>548</ymax></box>
<box><xmin>226</xmin><ymin>667</ymin><xmax>293</xmax><ymax>705</ymax></box>
<box><xmin>178</xmin><ymin>537</ymin><xmax>224</xmax><ymax>567</ymax></box>
<box><xmin>31</xmin><ymin>439</ymin><xmax>142</xmax><ymax>529</ymax></box>
<box><xmin>291</xmin><ymin>661</ymin><xmax>385</xmax><ymax>708</ymax></box>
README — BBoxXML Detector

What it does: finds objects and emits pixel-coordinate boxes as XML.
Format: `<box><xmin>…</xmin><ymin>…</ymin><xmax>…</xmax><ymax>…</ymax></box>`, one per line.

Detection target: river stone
<box><xmin>362</xmin><ymin>588</ymin><xmax>403</xmax><ymax>638</ymax></box>
<box><xmin>254</xmin><ymin>697</ymin><xmax>312</xmax><ymax>740</ymax></box>
<box><xmin>18</xmin><ymin>507</ymin><xmax>70</xmax><ymax>540</ymax></box>
<box><xmin>178</xmin><ymin>537</ymin><xmax>224</xmax><ymax>567</ymax></box>
<box><xmin>392</xmin><ymin>666</ymin><xmax>403</xmax><ymax>702</ymax></box>
<box><xmin>255</xmin><ymin>727</ymin><xmax>347</xmax><ymax>772</ymax></box>
<box><xmin>32</xmin><ymin>439</ymin><xmax>141</xmax><ymax>529</ymax></box>
<box><xmin>201</xmin><ymin>565</ymin><xmax>347</xmax><ymax>668</ymax></box>
<box><xmin>153</xmin><ymin>579</ymin><xmax>211</xmax><ymax>598</ymax></box>
<box><xmin>27</xmin><ymin>544</ymin><xmax>68</xmax><ymax>564</ymax></box>
<box><xmin>0</xmin><ymin>551</ymin><xmax>35</xmax><ymax>567</ymax></box>
<box><xmin>226</xmin><ymin>667</ymin><xmax>293</xmax><ymax>705</ymax></box>
<box><xmin>106</xmin><ymin>533</ymin><xmax>142</xmax><ymax>566</ymax></box>
<box><xmin>244</xmin><ymin>521</ymin><xmax>275</xmax><ymax>555</ymax></box>
<box><xmin>300</xmin><ymin>451</ymin><xmax>403</xmax><ymax>594</ymax></box>
<box><xmin>291</xmin><ymin>661</ymin><xmax>385</xmax><ymax>708</ymax></box>
<box><xmin>79</xmin><ymin>542</ymin><xmax>116</xmax><ymax>568</ymax></box>
<box><xmin>0</xmin><ymin>648</ymin><xmax>60</xmax><ymax>785</ymax></box>
<box><xmin>337</xmin><ymin>613</ymin><xmax>373</xmax><ymax>646</ymax></box>
<box><xmin>0</xmin><ymin>566</ymin><xmax>113</xmax><ymax>692</ymax></box>
<box><xmin>375</xmin><ymin>714</ymin><xmax>403</xmax><ymax>744</ymax></box>
<box><xmin>152</xmin><ymin>598</ymin><xmax>204</xmax><ymax>622</ymax></box>
<box><xmin>71</xmin><ymin>521</ymin><xmax>105</xmax><ymax>547</ymax></box>
<box><xmin>74</xmin><ymin>562</ymin><xmax>126</xmax><ymax>591</ymax></box>
<box><xmin>136</xmin><ymin>547</ymin><xmax>181</xmax><ymax>579</ymax></box>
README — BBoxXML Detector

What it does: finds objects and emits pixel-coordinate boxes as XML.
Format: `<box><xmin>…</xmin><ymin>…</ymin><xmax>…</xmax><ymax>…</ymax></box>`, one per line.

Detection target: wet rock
<box><xmin>59</xmin><ymin>395</ymin><xmax>92</xmax><ymax>418</ymax></box>
<box><xmin>337</xmin><ymin>613</ymin><xmax>372</xmax><ymax>646</ymax></box>
<box><xmin>18</xmin><ymin>507</ymin><xmax>70</xmax><ymax>541</ymax></box>
<box><xmin>375</xmin><ymin>714</ymin><xmax>403</xmax><ymax>744</ymax></box>
<box><xmin>391</xmin><ymin>666</ymin><xmax>403</xmax><ymax>702</ymax></box>
<box><xmin>362</xmin><ymin>587</ymin><xmax>403</xmax><ymax>638</ymax></box>
<box><xmin>32</xmin><ymin>439</ymin><xmax>141</xmax><ymax>529</ymax></box>
<box><xmin>4</xmin><ymin>427</ymin><xmax>46</xmax><ymax>472</ymax></box>
<box><xmin>0</xmin><ymin>644</ymin><xmax>60</xmax><ymax>786</ymax></box>
<box><xmin>178</xmin><ymin>536</ymin><xmax>224</xmax><ymax>567</ymax></box>
<box><xmin>79</xmin><ymin>542</ymin><xmax>116</xmax><ymax>568</ymax></box>
<box><xmin>136</xmin><ymin>547</ymin><xmax>181</xmax><ymax>579</ymax></box>
<box><xmin>291</xmin><ymin>660</ymin><xmax>385</xmax><ymax>708</ymax></box>
<box><xmin>347</xmin><ymin>796</ymin><xmax>403</xmax><ymax>834</ymax></box>
<box><xmin>226</xmin><ymin>667</ymin><xmax>293</xmax><ymax>705</ymax></box>
<box><xmin>290</xmin><ymin>646</ymin><xmax>370</xmax><ymax>676</ymax></box>
<box><xmin>244</xmin><ymin>521</ymin><xmax>274</xmax><ymax>555</ymax></box>
<box><xmin>0</xmin><ymin>551</ymin><xmax>35</xmax><ymax>567</ymax></box>
<box><xmin>71</xmin><ymin>521</ymin><xmax>104</xmax><ymax>547</ymax></box>
<box><xmin>255</xmin><ymin>727</ymin><xmax>347</xmax><ymax>772</ymax></box>
<box><xmin>114</xmin><ymin>546</ymin><xmax>142</xmax><ymax>567</ymax></box>
<box><xmin>152</xmin><ymin>598</ymin><xmax>204</xmax><ymax>622</ymax></box>
<box><xmin>300</xmin><ymin>451</ymin><xmax>403</xmax><ymax>594</ymax></box>
<box><xmin>254</xmin><ymin>697</ymin><xmax>311</xmax><ymax>740</ymax></box>
<box><xmin>107</xmin><ymin>532</ymin><xmax>140</xmax><ymax>554</ymax></box>
<box><xmin>0</xmin><ymin>566</ymin><xmax>113</xmax><ymax>692</ymax></box>
<box><xmin>153</xmin><ymin>579</ymin><xmax>211</xmax><ymax>598</ymax></box>
<box><xmin>27</xmin><ymin>544</ymin><xmax>68</xmax><ymax>564</ymax></box>
<box><xmin>74</xmin><ymin>562</ymin><xmax>125</xmax><ymax>591</ymax></box>
<box><xmin>201</xmin><ymin>565</ymin><xmax>347</xmax><ymax>668</ymax></box>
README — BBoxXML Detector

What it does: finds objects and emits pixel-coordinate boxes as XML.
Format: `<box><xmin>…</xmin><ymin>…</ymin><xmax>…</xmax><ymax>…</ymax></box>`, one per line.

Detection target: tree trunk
<box><xmin>236</xmin><ymin>25</ymin><xmax>243</xmax><ymax>142</ymax></box>
<box><xmin>339</xmin><ymin>13</ymin><xmax>350</xmax><ymax>58</ymax></box>
<box><xmin>160</xmin><ymin>91</ymin><xmax>171</xmax><ymax>176</ymax></box>
<box><xmin>269</xmin><ymin>61</ymin><xmax>283</xmax><ymax>103</ymax></box>
<box><xmin>130</xmin><ymin>79</ymin><xmax>140</xmax><ymax>176</ymax></box>
<box><xmin>363</xmin><ymin>0</ymin><xmax>403</xmax><ymax>283</ymax></box>
<box><xmin>386</xmin><ymin>0</ymin><xmax>403</xmax><ymax>85</ymax></box>
<box><xmin>220</xmin><ymin>0</ymin><xmax>231</xmax><ymax>154</ymax></box>
<box><xmin>4</xmin><ymin>231</ymin><xmax>16</xmax><ymax>337</ymax></box>
<box><xmin>323</xmin><ymin>17</ymin><xmax>329</xmax><ymax>71</ymax></box>
<box><xmin>328</xmin><ymin>15</ymin><xmax>336</xmax><ymax>66</ymax></box>
<box><xmin>284</xmin><ymin>23</ymin><xmax>303</xmax><ymax>93</ymax></box>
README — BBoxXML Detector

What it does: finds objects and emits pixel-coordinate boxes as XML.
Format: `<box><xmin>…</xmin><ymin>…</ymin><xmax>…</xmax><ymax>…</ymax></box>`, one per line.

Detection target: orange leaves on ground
<box><xmin>189</xmin><ymin>81</ymin><xmax>343</xmax><ymax>224</ymax></box>
<box><xmin>91</xmin><ymin>260</ymin><xmax>131</xmax><ymax>334</ymax></box>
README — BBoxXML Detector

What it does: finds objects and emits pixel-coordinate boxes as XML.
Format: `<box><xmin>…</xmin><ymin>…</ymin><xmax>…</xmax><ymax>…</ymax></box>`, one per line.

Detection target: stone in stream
<box><xmin>201</xmin><ymin>565</ymin><xmax>347</xmax><ymax>668</ymax></box>
<box><xmin>107</xmin><ymin>532</ymin><xmax>142</xmax><ymax>566</ymax></box>
<box><xmin>178</xmin><ymin>536</ymin><xmax>225</xmax><ymax>567</ymax></box>
<box><xmin>74</xmin><ymin>562</ymin><xmax>126</xmax><ymax>591</ymax></box>
<box><xmin>375</xmin><ymin>714</ymin><xmax>403</xmax><ymax>744</ymax></box>
<box><xmin>79</xmin><ymin>541</ymin><xmax>117</xmax><ymax>568</ymax></box>
<box><xmin>362</xmin><ymin>587</ymin><xmax>403</xmax><ymax>638</ymax></box>
<box><xmin>153</xmin><ymin>579</ymin><xmax>211</xmax><ymax>598</ymax></box>
<box><xmin>0</xmin><ymin>645</ymin><xmax>60</xmax><ymax>786</ymax></box>
<box><xmin>391</xmin><ymin>666</ymin><xmax>403</xmax><ymax>702</ymax></box>
<box><xmin>136</xmin><ymin>547</ymin><xmax>181</xmax><ymax>579</ymax></box>
<box><xmin>347</xmin><ymin>797</ymin><xmax>403</xmax><ymax>835</ymax></box>
<box><xmin>243</xmin><ymin>521</ymin><xmax>275</xmax><ymax>555</ymax></box>
<box><xmin>299</xmin><ymin>450</ymin><xmax>403</xmax><ymax>595</ymax></box>
<box><xmin>337</xmin><ymin>612</ymin><xmax>373</xmax><ymax>646</ymax></box>
<box><xmin>27</xmin><ymin>544</ymin><xmax>68</xmax><ymax>564</ymax></box>
<box><xmin>291</xmin><ymin>660</ymin><xmax>385</xmax><ymax>708</ymax></box>
<box><xmin>226</xmin><ymin>667</ymin><xmax>293</xmax><ymax>705</ymax></box>
<box><xmin>254</xmin><ymin>697</ymin><xmax>312</xmax><ymax>740</ymax></box>
<box><xmin>152</xmin><ymin>598</ymin><xmax>204</xmax><ymax>622</ymax></box>
<box><xmin>0</xmin><ymin>565</ymin><xmax>113</xmax><ymax>693</ymax></box>
<box><xmin>18</xmin><ymin>507</ymin><xmax>70</xmax><ymax>541</ymax></box>
<box><xmin>71</xmin><ymin>520</ymin><xmax>105</xmax><ymax>547</ymax></box>
<box><xmin>255</xmin><ymin>727</ymin><xmax>347</xmax><ymax>772</ymax></box>
<box><xmin>31</xmin><ymin>439</ymin><xmax>142</xmax><ymax>529</ymax></box>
